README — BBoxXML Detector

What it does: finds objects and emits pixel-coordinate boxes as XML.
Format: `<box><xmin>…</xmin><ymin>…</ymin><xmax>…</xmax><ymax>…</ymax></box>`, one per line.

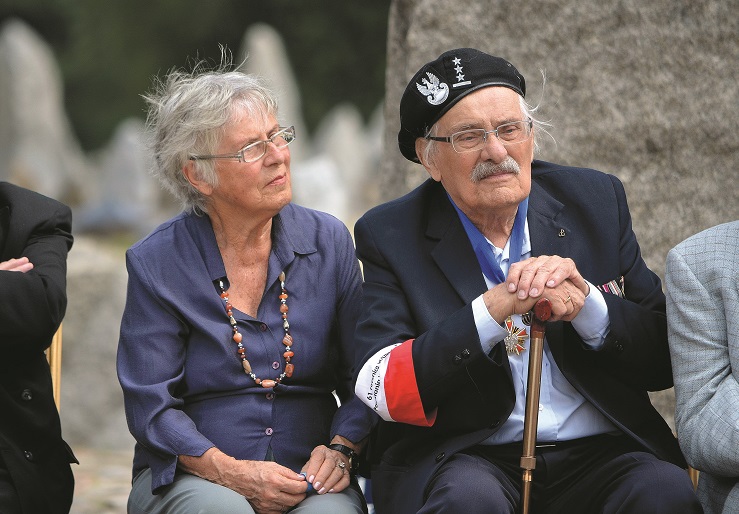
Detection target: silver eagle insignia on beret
<box><xmin>416</xmin><ymin>72</ymin><xmax>449</xmax><ymax>105</ymax></box>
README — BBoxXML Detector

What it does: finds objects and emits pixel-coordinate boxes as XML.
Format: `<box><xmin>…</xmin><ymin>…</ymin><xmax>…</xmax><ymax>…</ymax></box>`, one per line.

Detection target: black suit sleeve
<box><xmin>0</xmin><ymin>199</ymin><xmax>73</xmax><ymax>353</ymax></box>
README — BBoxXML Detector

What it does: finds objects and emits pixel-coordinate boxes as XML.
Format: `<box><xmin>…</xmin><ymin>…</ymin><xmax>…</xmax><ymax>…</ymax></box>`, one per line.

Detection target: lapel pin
<box><xmin>558</xmin><ymin>229</ymin><xmax>566</xmax><ymax>237</ymax></box>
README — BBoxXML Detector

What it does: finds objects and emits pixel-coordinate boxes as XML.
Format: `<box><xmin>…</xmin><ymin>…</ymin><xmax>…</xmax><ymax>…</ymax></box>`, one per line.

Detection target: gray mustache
<box><xmin>471</xmin><ymin>157</ymin><xmax>520</xmax><ymax>183</ymax></box>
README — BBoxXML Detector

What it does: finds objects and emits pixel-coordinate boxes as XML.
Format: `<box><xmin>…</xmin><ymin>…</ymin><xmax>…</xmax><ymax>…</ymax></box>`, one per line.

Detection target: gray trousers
<box><xmin>128</xmin><ymin>467</ymin><xmax>367</xmax><ymax>514</ymax></box>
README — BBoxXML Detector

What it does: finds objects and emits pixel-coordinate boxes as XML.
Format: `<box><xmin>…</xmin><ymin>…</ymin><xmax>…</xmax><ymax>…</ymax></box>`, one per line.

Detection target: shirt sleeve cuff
<box><xmin>571</xmin><ymin>280</ymin><xmax>610</xmax><ymax>348</ymax></box>
<box><xmin>472</xmin><ymin>295</ymin><xmax>508</xmax><ymax>354</ymax></box>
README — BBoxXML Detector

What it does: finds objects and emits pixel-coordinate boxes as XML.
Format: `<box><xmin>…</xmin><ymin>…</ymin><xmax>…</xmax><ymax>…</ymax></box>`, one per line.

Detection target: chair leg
<box><xmin>47</xmin><ymin>323</ymin><xmax>63</xmax><ymax>410</ymax></box>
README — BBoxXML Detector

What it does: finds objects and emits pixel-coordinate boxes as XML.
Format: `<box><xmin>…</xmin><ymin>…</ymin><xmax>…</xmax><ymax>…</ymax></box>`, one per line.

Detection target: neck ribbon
<box><xmin>449</xmin><ymin>195</ymin><xmax>529</xmax><ymax>285</ymax></box>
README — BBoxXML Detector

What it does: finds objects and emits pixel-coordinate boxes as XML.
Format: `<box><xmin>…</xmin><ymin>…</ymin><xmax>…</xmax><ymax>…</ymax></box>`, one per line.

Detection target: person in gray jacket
<box><xmin>667</xmin><ymin>220</ymin><xmax>739</xmax><ymax>514</ymax></box>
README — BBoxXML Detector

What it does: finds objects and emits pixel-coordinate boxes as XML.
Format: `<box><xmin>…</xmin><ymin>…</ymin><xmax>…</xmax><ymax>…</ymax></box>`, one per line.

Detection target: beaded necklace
<box><xmin>218</xmin><ymin>271</ymin><xmax>294</xmax><ymax>388</ymax></box>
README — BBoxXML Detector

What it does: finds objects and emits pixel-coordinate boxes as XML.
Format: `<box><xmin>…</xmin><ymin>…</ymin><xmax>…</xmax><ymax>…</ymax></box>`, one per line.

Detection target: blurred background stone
<box><xmin>0</xmin><ymin>19</ymin><xmax>92</xmax><ymax>205</ymax></box>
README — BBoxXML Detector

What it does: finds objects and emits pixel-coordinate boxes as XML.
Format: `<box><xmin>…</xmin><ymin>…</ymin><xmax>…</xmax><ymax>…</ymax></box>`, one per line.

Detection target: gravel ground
<box><xmin>70</xmin><ymin>447</ymin><xmax>133</xmax><ymax>514</ymax></box>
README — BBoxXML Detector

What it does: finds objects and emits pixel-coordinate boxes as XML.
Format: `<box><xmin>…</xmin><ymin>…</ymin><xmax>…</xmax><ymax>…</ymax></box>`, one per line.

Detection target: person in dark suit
<box><xmin>352</xmin><ymin>48</ymin><xmax>701</xmax><ymax>513</ymax></box>
<box><xmin>0</xmin><ymin>181</ymin><xmax>76</xmax><ymax>514</ymax></box>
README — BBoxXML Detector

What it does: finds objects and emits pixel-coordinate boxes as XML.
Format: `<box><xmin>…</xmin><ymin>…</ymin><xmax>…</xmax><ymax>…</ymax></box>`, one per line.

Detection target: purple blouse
<box><xmin>117</xmin><ymin>203</ymin><xmax>376</xmax><ymax>492</ymax></box>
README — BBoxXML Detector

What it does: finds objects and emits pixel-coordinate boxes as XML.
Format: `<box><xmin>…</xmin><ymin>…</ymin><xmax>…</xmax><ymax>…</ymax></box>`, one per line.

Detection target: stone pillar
<box><xmin>382</xmin><ymin>0</ymin><xmax>739</xmax><ymax>278</ymax></box>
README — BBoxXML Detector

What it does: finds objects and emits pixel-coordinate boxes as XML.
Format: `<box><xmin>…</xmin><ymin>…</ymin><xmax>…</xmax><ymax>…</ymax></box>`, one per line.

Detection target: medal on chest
<box><xmin>504</xmin><ymin>315</ymin><xmax>529</xmax><ymax>355</ymax></box>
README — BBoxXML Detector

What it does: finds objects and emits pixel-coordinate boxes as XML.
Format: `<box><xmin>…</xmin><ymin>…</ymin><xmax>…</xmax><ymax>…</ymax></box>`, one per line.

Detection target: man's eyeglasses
<box><xmin>189</xmin><ymin>126</ymin><xmax>296</xmax><ymax>164</ymax></box>
<box><xmin>426</xmin><ymin>119</ymin><xmax>533</xmax><ymax>153</ymax></box>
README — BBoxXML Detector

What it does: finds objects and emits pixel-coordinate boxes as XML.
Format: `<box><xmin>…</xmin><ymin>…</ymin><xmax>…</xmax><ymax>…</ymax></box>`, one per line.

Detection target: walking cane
<box><xmin>520</xmin><ymin>298</ymin><xmax>552</xmax><ymax>514</ymax></box>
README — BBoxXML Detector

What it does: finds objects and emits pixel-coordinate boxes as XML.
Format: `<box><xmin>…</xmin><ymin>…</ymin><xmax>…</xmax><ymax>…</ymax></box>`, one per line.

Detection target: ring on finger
<box><xmin>564</xmin><ymin>295</ymin><xmax>572</xmax><ymax>304</ymax></box>
<box><xmin>337</xmin><ymin>461</ymin><xmax>346</xmax><ymax>470</ymax></box>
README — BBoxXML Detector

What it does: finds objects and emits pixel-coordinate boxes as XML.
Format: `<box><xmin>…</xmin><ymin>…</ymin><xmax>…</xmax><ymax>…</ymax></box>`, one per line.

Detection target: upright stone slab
<box><xmin>383</xmin><ymin>0</ymin><xmax>739</xmax><ymax>279</ymax></box>
<box><xmin>0</xmin><ymin>19</ymin><xmax>92</xmax><ymax>205</ymax></box>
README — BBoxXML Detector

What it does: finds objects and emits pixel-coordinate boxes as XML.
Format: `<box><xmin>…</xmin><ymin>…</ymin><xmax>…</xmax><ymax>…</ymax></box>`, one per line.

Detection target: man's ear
<box><xmin>416</xmin><ymin>138</ymin><xmax>442</xmax><ymax>182</ymax></box>
<box><xmin>182</xmin><ymin>161</ymin><xmax>213</xmax><ymax>196</ymax></box>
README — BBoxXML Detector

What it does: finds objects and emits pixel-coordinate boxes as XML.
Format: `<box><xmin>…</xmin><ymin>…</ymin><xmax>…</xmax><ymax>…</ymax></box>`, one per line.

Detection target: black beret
<box><xmin>398</xmin><ymin>48</ymin><xmax>526</xmax><ymax>163</ymax></box>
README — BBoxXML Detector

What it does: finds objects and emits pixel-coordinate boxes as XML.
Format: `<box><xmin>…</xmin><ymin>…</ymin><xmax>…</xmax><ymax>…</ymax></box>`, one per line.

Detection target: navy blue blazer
<box><xmin>353</xmin><ymin>160</ymin><xmax>683</xmax><ymax>513</ymax></box>
<box><xmin>0</xmin><ymin>182</ymin><xmax>76</xmax><ymax>514</ymax></box>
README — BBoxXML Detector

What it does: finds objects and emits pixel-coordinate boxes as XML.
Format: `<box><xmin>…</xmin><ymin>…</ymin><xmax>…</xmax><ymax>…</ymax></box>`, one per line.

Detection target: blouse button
<box><xmin>260</xmin><ymin>324</ymin><xmax>267</xmax><ymax>332</ymax></box>
<box><xmin>265</xmin><ymin>428</ymin><xmax>273</xmax><ymax>436</ymax></box>
<box><xmin>21</xmin><ymin>389</ymin><xmax>33</xmax><ymax>401</ymax></box>
<box><xmin>272</xmin><ymin>361</ymin><xmax>280</xmax><ymax>370</ymax></box>
<box><xmin>266</xmin><ymin>393</ymin><xmax>275</xmax><ymax>400</ymax></box>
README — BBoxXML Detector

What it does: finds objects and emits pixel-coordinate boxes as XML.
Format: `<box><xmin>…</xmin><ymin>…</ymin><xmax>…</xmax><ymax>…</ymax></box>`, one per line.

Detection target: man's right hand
<box><xmin>483</xmin><ymin>277</ymin><xmax>581</xmax><ymax>324</ymax></box>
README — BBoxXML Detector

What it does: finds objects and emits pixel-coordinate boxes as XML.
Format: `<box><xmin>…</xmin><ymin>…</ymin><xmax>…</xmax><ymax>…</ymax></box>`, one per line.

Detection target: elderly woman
<box><xmin>117</xmin><ymin>64</ymin><xmax>375</xmax><ymax>514</ymax></box>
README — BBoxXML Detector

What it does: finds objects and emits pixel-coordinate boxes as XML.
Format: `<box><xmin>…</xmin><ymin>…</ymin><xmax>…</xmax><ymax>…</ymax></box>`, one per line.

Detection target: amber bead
<box><xmin>282</xmin><ymin>335</ymin><xmax>293</xmax><ymax>346</ymax></box>
<box><xmin>242</xmin><ymin>359</ymin><xmax>252</xmax><ymax>373</ymax></box>
<box><xmin>280</xmin><ymin>304</ymin><xmax>289</xmax><ymax>313</ymax></box>
<box><xmin>279</xmin><ymin>293</ymin><xmax>288</xmax><ymax>300</ymax></box>
<box><xmin>283</xmin><ymin>351</ymin><xmax>294</xmax><ymax>359</ymax></box>
<box><xmin>220</xmin><ymin>291</ymin><xmax>228</xmax><ymax>299</ymax></box>
<box><xmin>261</xmin><ymin>379</ymin><xmax>276</xmax><ymax>388</ymax></box>
<box><xmin>233</xmin><ymin>332</ymin><xmax>242</xmax><ymax>343</ymax></box>
<box><xmin>285</xmin><ymin>363</ymin><xmax>294</xmax><ymax>377</ymax></box>
<box><xmin>279</xmin><ymin>272</ymin><xmax>286</xmax><ymax>282</ymax></box>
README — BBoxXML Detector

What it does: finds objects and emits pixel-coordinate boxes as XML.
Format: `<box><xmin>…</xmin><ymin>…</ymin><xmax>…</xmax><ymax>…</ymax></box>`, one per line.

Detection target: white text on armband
<box><xmin>366</xmin><ymin>349</ymin><xmax>392</xmax><ymax>410</ymax></box>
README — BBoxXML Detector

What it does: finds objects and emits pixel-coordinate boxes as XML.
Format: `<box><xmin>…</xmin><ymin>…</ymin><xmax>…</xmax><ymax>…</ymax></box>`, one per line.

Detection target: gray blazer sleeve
<box><xmin>666</xmin><ymin>221</ymin><xmax>739</xmax><ymax>476</ymax></box>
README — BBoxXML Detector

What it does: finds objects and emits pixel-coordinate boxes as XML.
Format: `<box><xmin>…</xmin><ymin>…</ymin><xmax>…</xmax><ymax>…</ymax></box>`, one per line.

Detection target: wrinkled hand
<box><xmin>484</xmin><ymin>278</ymin><xmax>584</xmax><ymax>324</ymax></box>
<box><xmin>506</xmin><ymin>255</ymin><xmax>589</xmax><ymax>301</ymax></box>
<box><xmin>0</xmin><ymin>257</ymin><xmax>33</xmax><ymax>273</ymax></box>
<box><xmin>300</xmin><ymin>445</ymin><xmax>351</xmax><ymax>495</ymax></box>
<box><xmin>179</xmin><ymin>450</ymin><xmax>308</xmax><ymax>514</ymax></box>
<box><xmin>224</xmin><ymin>460</ymin><xmax>307</xmax><ymax>514</ymax></box>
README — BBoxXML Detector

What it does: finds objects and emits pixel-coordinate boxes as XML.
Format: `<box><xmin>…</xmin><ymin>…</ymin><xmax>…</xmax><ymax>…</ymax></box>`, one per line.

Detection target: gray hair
<box><xmin>143</xmin><ymin>62</ymin><xmax>279</xmax><ymax>213</ymax></box>
<box><xmin>421</xmin><ymin>91</ymin><xmax>553</xmax><ymax>166</ymax></box>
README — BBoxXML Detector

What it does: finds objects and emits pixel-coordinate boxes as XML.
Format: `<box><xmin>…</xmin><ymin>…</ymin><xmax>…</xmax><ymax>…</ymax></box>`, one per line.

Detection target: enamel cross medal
<box><xmin>504</xmin><ymin>316</ymin><xmax>529</xmax><ymax>355</ymax></box>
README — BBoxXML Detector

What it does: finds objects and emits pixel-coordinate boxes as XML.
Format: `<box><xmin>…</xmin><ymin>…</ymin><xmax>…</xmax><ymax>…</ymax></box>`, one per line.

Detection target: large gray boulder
<box><xmin>382</xmin><ymin>0</ymin><xmax>739</xmax><ymax>279</ymax></box>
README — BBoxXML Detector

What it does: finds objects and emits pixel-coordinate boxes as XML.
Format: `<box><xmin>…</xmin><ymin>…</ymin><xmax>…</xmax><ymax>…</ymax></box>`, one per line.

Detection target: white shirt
<box><xmin>471</xmin><ymin>220</ymin><xmax>617</xmax><ymax>443</ymax></box>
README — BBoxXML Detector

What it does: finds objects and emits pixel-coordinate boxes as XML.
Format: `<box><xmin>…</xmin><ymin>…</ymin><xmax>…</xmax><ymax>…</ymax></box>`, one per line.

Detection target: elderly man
<box><xmin>353</xmin><ymin>49</ymin><xmax>701</xmax><ymax>513</ymax></box>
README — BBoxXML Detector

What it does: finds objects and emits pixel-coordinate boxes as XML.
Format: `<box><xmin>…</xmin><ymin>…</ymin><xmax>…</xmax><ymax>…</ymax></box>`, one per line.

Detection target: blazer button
<box><xmin>461</xmin><ymin>349</ymin><xmax>471</xmax><ymax>359</ymax></box>
<box><xmin>453</xmin><ymin>355</ymin><xmax>462</xmax><ymax>364</ymax></box>
<box><xmin>21</xmin><ymin>389</ymin><xmax>33</xmax><ymax>401</ymax></box>
<box><xmin>435</xmin><ymin>452</ymin><xmax>445</xmax><ymax>462</ymax></box>
<box><xmin>615</xmin><ymin>341</ymin><xmax>624</xmax><ymax>352</ymax></box>
<box><xmin>24</xmin><ymin>450</ymin><xmax>34</xmax><ymax>461</ymax></box>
